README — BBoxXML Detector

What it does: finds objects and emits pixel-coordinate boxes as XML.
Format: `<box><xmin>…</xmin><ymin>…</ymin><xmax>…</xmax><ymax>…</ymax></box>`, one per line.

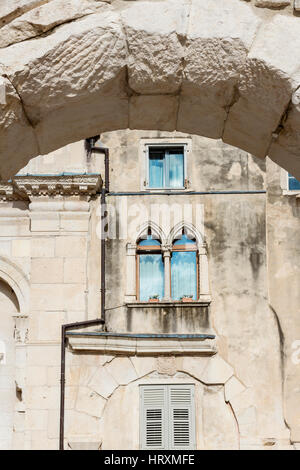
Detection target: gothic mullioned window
<box><xmin>125</xmin><ymin>223</ymin><xmax>210</xmax><ymax>304</ymax></box>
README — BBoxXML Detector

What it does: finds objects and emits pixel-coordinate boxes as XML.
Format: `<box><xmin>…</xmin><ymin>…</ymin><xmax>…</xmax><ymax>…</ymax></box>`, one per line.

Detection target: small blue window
<box><xmin>148</xmin><ymin>147</ymin><xmax>185</xmax><ymax>189</ymax></box>
<box><xmin>138</xmin><ymin>236</ymin><xmax>164</xmax><ymax>301</ymax></box>
<box><xmin>288</xmin><ymin>173</ymin><xmax>300</xmax><ymax>191</ymax></box>
<box><xmin>171</xmin><ymin>234</ymin><xmax>197</xmax><ymax>301</ymax></box>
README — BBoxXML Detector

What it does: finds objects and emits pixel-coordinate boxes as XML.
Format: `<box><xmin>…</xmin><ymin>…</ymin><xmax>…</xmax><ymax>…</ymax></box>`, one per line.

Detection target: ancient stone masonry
<box><xmin>0</xmin><ymin>0</ymin><xmax>300</xmax><ymax>179</ymax></box>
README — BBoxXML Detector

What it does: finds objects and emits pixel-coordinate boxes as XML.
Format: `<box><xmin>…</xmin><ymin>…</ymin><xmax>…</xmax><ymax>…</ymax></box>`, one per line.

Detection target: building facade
<box><xmin>0</xmin><ymin>130</ymin><xmax>299</xmax><ymax>450</ymax></box>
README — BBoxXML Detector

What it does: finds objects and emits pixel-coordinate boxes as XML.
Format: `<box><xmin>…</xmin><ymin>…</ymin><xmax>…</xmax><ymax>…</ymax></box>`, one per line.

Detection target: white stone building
<box><xmin>0</xmin><ymin>129</ymin><xmax>299</xmax><ymax>450</ymax></box>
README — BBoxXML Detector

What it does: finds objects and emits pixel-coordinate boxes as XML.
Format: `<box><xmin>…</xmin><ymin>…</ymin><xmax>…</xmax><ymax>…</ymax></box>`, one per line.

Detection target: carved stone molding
<box><xmin>67</xmin><ymin>332</ymin><xmax>217</xmax><ymax>356</ymax></box>
<box><xmin>0</xmin><ymin>174</ymin><xmax>102</xmax><ymax>200</ymax></box>
<box><xmin>13</xmin><ymin>174</ymin><xmax>102</xmax><ymax>197</ymax></box>
<box><xmin>0</xmin><ymin>182</ymin><xmax>21</xmax><ymax>201</ymax></box>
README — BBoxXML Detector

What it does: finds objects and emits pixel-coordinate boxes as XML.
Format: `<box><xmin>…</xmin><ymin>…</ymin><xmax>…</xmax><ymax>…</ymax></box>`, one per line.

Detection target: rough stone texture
<box><xmin>255</xmin><ymin>0</ymin><xmax>290</xmax><ymax>6</ymax></box>
<box><xmin>0</xmin><ymin>0</ymin><xmax>108</xmax><ymax>49</ymax></box>
<box><xmin>0</xmin><ymin>0</ymin><xmax>299</xmax><ymax>178</ymax></box>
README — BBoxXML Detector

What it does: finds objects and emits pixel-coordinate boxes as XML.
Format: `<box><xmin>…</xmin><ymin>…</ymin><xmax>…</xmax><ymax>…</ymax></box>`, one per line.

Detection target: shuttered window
<box><xmin>140</xmin><ymin>385</ymin><xmax>195</xmax><ymax>450</ymax></box>
<box><xmin>288</xmin><ymin>173</ymin><xmax>300</xmax><ymax>190</ymax></box>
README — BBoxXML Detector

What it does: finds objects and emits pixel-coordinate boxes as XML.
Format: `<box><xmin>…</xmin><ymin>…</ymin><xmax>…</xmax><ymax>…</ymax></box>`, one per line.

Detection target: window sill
<box><xmin>282</xmin><ymin>190</ymin><xmax>300</xmax><ymax>197</ymax></box>
<box><xmin>143</xmin><ymin>188</ymin><xmax>187</xmax><ymax>193</ymax></box>
<box><xmin>126</xmin><ymin>300</ymin><xmax>211</xmax><ymax>308</ymax></box>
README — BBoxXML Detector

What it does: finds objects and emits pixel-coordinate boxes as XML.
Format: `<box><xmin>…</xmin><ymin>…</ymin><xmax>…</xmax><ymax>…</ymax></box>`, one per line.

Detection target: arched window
<box><xmin>171</xmin><ymin>233</ymin><xmax>198</xmax><ymax>301</ymax></box>
<box><xmin>137</xmin><ymin>233</ymin><xmax>164</xmax><ymax>301</ymax></box>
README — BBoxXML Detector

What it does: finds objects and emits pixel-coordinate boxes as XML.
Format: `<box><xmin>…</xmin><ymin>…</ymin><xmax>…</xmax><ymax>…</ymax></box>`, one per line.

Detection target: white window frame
<box><xmin>139</xmin><ymin>384</ymin><xmax>196</xmax><ymax>450</ymax></box>
<box><xmin>140</xmin><ymin>138</ymin><xmax>192</xmax><ymax>192</ymax></box>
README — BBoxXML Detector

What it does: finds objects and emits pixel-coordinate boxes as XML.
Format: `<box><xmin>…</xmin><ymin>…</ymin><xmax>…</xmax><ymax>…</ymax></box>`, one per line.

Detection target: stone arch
<box><xmin>0</xmin><ymin>278</ymin><xmax>20</xmax><ymax>450</ymax></box>
<box><xmin>0</xmin><ymin>0</ymin><xmax>300</xmax><ymax>179</ymax></box>
<box><xmin>167</xmin><ymin>221</ymin><xmax>204</xmax><ymax>247</ymax></box>
<box><xmin>136</xmin><ymin>220</ymin><xmax>167</xmax><ymax>245</ymax></box>
<box><xmin>67</xmin><ymin>352</ymin><xmax>242</xmax><ymax>449</ymax></box>
<box><xmin>0</xmin><ymin>257</ymin><xmax>30</xmax><ymax>317</ymax></box>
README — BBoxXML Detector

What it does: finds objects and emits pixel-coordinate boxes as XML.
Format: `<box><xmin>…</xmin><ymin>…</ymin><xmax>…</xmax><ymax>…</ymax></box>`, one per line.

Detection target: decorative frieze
<box><xmin>13</xmin><ymin>174</ymin><xmax>102</xmax><ymax>197</ymax></box>
<box><xmin>0</xmin><ymin>182</ymin><xmax>20</xmax><ymax>201</ymax></box>
<box><xmin>0</xmin><ymin>174</ymin><xmax>102</xmax><ymax>201</ymax></box>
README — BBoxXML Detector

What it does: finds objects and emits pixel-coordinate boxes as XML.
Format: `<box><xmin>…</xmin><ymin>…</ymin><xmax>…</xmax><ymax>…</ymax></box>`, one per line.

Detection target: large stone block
<box><xmin>31</xmin><ymin>258</ymin><xmax>64</xmax><ymax>284</ymax></box>
<box><xmin>11</xmin><ymin>239</ymin><xmax>31</xmax><ymax>257</ymax></box>
<box><xmin>88</xmin><ymin>366</ymin><xmax>118</xmax><ymax>399</ymax></box>
<box><xmin>201</xmin><ymin>356</ymin><xmax>234</xmax><ymax>385</ymax></box>
<box><xmin>105</xmin><ymin>357</ymin><xmax>138</xmax><ymax>386</ymax></box>
<box><xmin>55</xmin><ymin>236</ymin><xmax>87</xmax><ymax>258</ymax></box>
<box><xmin>30</xmin><ymin>237</ymin><xmax>55</xmax><ymax>258</ymax></box>
<box><xmin>75</xmin><ymin>386</ymin><xmax>106</xmax><ymax>418</ymax></box>
<box><xmin>26</xmin><ymin>385</ymin><xmax>60</xmax><ymax>410</ymax></box>
<box><xmin>202</xmin><ymin>385</ymin><xmax>239</xmax><ymax>449</ymax></box>
<box><xmin>64</xmin><ymin>258</ymin><xmax>86</xmax><ymax>284</ymax></box>
<box><xmin>0</xmin><ymin>0</ymin><xmax>108</xmax><ymax>48</ymax></box>
<box><xmin>121</xmin><ymin>0</ymin><xmax>190</xmax><ymax>95</ymax></box>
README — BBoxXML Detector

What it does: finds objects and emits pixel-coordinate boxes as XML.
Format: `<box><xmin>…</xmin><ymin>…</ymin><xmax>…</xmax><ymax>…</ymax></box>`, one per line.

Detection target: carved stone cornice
<box><xmin>13</xmin><ymin>174</ymin><xmax>102</xmax><ymax>197</ymax></box>
<box><xmin>0</xmin><ymin>182</ymin><xmax>24</xmax><ymax>201</ymax></box>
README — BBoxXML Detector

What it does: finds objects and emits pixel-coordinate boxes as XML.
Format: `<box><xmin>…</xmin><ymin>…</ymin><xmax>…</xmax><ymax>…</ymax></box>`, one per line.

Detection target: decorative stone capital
<box><xmin>126</xmin><ymin>242</ymin><xmax>137</xmax><ymax>256</ymax></box>
<box><xmin>161</xmin><ymin>244</ymin><xmax>172</xmax><ymax>255</ymax></box>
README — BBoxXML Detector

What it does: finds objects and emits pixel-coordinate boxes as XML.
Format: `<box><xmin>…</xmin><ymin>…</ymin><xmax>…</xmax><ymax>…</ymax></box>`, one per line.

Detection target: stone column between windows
<box><xmin>125</xmin><ymin>243</ymin><xmax>137</xmax><ymax>302</ymax></box>
<box><xmin>162</xmin><ymin>246</ymin><xmax>171</xmax><ymax>301</ymax></box>
<box><xmin>198</xmin><ymin>246</ymin><xmax>211</xmax><ymax>301</ymax></box>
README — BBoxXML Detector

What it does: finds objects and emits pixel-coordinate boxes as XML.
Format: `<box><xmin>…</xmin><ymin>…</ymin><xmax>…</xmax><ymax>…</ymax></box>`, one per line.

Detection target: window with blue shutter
<box><xmin>288</xmin><ymin>173</ymin><xmax>300</xmax><ymax>191</ymax></box>
<box><xmin>140</xmin><ymin>384</ymin><xmax>195</xmax><ymax>450</ymax></box>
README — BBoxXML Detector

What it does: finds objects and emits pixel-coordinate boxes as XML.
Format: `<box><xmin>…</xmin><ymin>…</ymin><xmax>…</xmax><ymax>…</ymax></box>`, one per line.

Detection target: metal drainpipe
<box><xmin>59</xmin><ymin>139</ymin><xmax>109</xmax><ymax>450</ymax></box>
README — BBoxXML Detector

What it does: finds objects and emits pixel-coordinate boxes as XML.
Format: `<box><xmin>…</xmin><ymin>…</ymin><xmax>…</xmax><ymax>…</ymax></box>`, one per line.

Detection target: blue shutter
<box><xmin>288</xmin><ymin>173</ymin><xmax>300</xmax><ymax>190</ymax></box>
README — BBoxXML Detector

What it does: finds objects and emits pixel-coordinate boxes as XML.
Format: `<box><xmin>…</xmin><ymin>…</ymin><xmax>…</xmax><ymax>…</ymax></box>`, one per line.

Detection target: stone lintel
<box><xmin>67</xmin><ymin>333</ymin><xmax>217</xmax><ymax>356</ymax></box>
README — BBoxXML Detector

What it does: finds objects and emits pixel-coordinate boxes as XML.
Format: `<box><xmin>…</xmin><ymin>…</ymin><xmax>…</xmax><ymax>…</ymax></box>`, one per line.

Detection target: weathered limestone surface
<box><xmin>266</xmin><ymin>158</ymin><xmax>300</xmax><ymax>442</ymax></box>
<box><xmin>0</xmin><ymin>0</ymin><xmax>108</xmax><ymax>49</ymax></box>
<box><xmin>0</xmin><ymin>0</ymin><xmax>299</xmax><ymax>178</ymax></box>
